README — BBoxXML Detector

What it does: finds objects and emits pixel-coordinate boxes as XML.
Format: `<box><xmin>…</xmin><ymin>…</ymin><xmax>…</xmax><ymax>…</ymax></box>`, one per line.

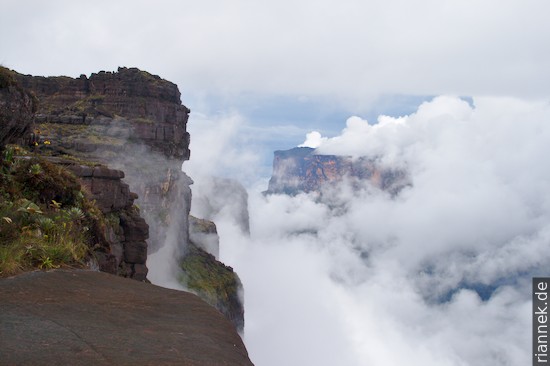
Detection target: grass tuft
<box><xmin>0</xmin><ymin>147</ymin><xmax>100</xmax><ymax>277</ymax></box>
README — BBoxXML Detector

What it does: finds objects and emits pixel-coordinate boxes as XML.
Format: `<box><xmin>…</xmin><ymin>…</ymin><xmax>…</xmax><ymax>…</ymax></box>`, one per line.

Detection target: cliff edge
<box><xmin>0</xmin><ymin>270</ymin><xmax>253</xmax><ymax>366</ymax></box>
<box><xmin>1</xmin><ymin>66</ymin><xmax>246</xmax><ymax>331</ymax></box>
<box><xmin>266</xmin><ymin>146</ymin><xmax>407</xmax><ymax>195</ymax></box>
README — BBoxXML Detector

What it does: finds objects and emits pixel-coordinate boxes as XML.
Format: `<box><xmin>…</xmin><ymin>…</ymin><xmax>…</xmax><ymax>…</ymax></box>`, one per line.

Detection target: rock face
<box><xmin>185</xmin><ymin>216</ymin><xmax>245</xmax><ymax>332</ymax></box>
<box><xmin>0</xmin><ymin>67</ymin><xmax>36</xmax><ymax>150</ymax></box>
<box><xmin>55</xmin><ymin>161</ymin><xmax>149</xmax><ymax>281</ymax></box>
<box><xmin>3</xmin><ymin>66</ymin><xmax>245</xmax><ymax>333</ymax></box>
<box><xmin>16</xmin><ymin>67</ymin><xmax>190</xmax><ymax>160</ymax></box>
<box><xmin>0</xmin><ymin>270</ymin><xmax>253</xmax><ymax>366</ymax></box>
<box><xmin>14</xmin><ymin>67</ymin><xmax>192</xmax><ymax>260</ymax></box>
<box><xmin>180</xmin><ymin>244</ymin><xmax>245</xmax><ymax>332</ymax></box>
<box><xmin>267</xmin><ymin>147</ymin><xmax>407</xmax><ymax>195</ymax></box>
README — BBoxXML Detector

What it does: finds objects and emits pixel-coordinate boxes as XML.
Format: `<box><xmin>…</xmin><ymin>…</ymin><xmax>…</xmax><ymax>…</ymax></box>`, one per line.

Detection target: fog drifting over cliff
<box><xmin>185</xmin><ymin>95</ymin><xmax>549</xmax><ymax>365</ymax></box>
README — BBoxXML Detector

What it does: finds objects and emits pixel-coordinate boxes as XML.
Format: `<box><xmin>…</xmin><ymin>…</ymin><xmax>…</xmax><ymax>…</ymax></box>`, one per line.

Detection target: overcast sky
<box><xmin>3</xmin><ymin>0</ymin><xmax>549</xmax><ymax>163</ymax></box>
<box><xmin>2</xmin><ymin>0</ymin><xmax>550</xmax><ymax>107</ymax></box>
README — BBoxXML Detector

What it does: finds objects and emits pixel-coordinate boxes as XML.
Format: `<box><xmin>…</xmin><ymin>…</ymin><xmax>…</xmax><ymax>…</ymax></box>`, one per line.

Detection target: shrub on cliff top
<box><xmin>10</xmin><ymin>157</ymin><xmax>83</xmax><ymax>207</ymax></box>
<box><xmin>0</xmin><ymin>150</ymin><xmax>98</xmax><ymax>277</ymax></box>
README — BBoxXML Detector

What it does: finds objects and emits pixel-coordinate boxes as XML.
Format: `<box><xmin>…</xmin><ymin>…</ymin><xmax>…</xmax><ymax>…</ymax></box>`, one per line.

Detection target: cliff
<box><xmin>1</xmin><ymin>67</ymin><xmax>245</xmax><ymax>332</ymax></box>
<box><xmin>267</xmin><ymin>147</ymin><xmax>407</xmax><ymax>195</ymax></box>
<box><xmin>16</xmin><ymin>66</ymin><xmax>190</xmax><ymax>160</ymax></box>
<box><xmin>66</xmin><ymin>162</ymin><xmax>150</xmax><ymax>280</ymax></box>
<box><xmin>180</xmin><ymin>243</ymin><xmax>245</xmax><ymax>331</ymax></box>
<box><xmin>0</xmin><ymin>270</ymin><xmax>253</xmax><ymax>366</ymax></box>
<box><xmin>0</xmin><ymin>67</ymin><xmax>36</xmax><ymax>149</ymax></box>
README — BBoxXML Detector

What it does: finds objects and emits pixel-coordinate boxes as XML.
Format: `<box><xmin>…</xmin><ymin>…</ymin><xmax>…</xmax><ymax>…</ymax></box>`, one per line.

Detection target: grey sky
<box><xmin>2</xmin><ymin>0</ymin><xmax>549</xmax><ymax>106</ymax></box>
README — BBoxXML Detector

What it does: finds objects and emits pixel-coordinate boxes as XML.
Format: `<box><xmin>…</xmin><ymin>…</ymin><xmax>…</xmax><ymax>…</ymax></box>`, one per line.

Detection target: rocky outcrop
<box><xmin>16</xmin><ymin>66</ymin><xmax>190</xmax><ymax>160</ymax></box>
<box><xmin>0</xmin><ymin>270</ymin><xmax>253</xmax><ymax>366</ymax></box>
<box><xmin>180</xmin><ymin>244</ymin><xmax>244</xmax><ymax>332</ymax></box>
<box><xmin>0</xmin><ymin>67</ymin><xmax>36</xmax><ymax>150</ymax></box>
<box><xmin>3</xmin><ymin>66</ymin><xmax>245</xmax><ymax>332</ymax></box>
<box><xmin>14</xmin><ymin>66</ymin><xmax>194</xmax><ymax>257</ymax></box>
<box><xmin>267</xmin><ymin>147</ymin><xmax>407</xmax><ymax>195</ymax></box>
<box><xmin>61</xmin><ymin>162</ymin><xmax>149</xmax><ymax>281</ymax></box>
<box><xmin>185</xmin><ymin>216</ymin><xmax>245</xmax><ymax>332</ymax></box>
<box><xmin>189</xmin><ymin>215</ymin><xmax>220</xmax><ymax>258</ymax></box>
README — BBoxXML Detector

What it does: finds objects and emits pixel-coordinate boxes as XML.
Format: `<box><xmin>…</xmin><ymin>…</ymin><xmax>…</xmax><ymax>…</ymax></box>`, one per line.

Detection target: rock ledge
<box><xmin>0</xmin><ymin>270</ymin><xmax>253</xmax><ymax>366</ymax></box>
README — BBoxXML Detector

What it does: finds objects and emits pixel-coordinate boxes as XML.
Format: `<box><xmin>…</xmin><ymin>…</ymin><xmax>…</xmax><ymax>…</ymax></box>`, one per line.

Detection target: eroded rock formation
<box><xmin>5</xmin><ymin>66</ymin><xmax>245</xmax><ymax>331</ymax></box>
<box><xmin>72</xmin><ymin>165</ymin><xmax>150</xmax><ymax>281</ymax></box>
<box><xmin>0</xmin><ymin>67</ymin><xmax>36</xmax><ymax>150</ymax></box>
<box><xmin>180</xmin><ymin>243</ymin><xmax>245</xmax><ymax>332</ymax></box>
<box><xmin>16</xmin><ymin>67</ymin><xmax>190</xmax><ymax>159</ymax></box>
<box><xmin>267</xmin><ymin>147</ymin><xmax>407</xmax><ymax>195</ymax></box>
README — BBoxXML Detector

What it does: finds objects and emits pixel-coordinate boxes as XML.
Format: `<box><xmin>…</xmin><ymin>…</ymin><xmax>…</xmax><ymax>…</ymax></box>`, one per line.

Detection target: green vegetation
<box><xmin>0</xmin><ymin>148</ymin><xmax>99</xmax><ymax>277</ymax></box>
<box><xmin>179</xmin><ymin>244</ymin><xmax>240</xmax><ymax>309</ymax></box>
<box><xmin>36</xmin><ymin>122</ymin><xmax>127</xmax><ymax>157</ymax></box>
<box><xmin>70</xmin><ymin>94</ymin><xmax>105</xmax><ymax>112</ymax></box>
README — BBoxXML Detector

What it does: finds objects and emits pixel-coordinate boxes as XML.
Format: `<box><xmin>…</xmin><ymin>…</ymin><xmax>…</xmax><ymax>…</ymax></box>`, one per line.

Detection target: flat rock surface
<box><xmin>0</xmin><ymin>270</ymin><xmax>253</xmax><ymax>366</ymax></box>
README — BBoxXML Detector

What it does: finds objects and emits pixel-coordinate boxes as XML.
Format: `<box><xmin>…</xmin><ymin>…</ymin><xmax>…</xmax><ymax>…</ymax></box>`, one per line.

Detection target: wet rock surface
<box><xmin>0</xmin><ymin>270</ymin><xmax>253</xmax><ymax>366</ymax></box>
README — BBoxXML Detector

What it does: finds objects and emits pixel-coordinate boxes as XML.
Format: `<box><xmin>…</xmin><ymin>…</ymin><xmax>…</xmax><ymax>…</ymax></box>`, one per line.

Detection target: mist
<box><xmin>184</xmin><ymin>95</ymin><xmax>549</xmax><ymax>365</ymax></box>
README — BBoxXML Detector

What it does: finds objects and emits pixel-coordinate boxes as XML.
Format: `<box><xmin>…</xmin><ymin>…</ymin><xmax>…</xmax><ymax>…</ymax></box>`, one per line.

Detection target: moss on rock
<box><xmin>180</xmin><ymin>243</ymin><xmax>244</xmax><ymax>331</ymax></box>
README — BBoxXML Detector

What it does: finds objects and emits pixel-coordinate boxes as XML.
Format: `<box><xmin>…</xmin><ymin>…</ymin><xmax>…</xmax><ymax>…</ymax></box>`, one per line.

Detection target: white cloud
<box><xmin>187</xmin><ymin>96</ymin><xmax>550</xmax><ymax>365</ymax></box>
<box><xmin>183</xmin><ymin>111</ymin><xmax>263</xmax><ymax>186</ymax></box>
<box><xmin>298</xmin><ymin>131</ymin><xmax>327</xmax><ymax>148</ymax></box>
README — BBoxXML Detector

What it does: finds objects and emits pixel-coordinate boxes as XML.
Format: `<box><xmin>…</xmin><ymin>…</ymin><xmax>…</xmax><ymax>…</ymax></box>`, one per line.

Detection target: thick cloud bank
<box><xmin>187</xmin><ymin>96</ymin><xmax>549</xmax><ymax>365</ymax></box>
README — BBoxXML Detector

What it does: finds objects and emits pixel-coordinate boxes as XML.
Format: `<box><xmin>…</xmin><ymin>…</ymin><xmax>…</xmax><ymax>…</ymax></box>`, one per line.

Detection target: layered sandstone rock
<box><xmin>12</xmin><ymin>67</ymin><xmax>192</xmax><ymax>281</ymax></box>
<box><xmin>60</xmin><ymin>162</ymin><xmax>149</xmax><ymax>281</ymax></box>
<box><xmin>267</xmin><ymin>147</ymin><xmax>407</xmax><ymax>195</ymax></box>
<box><xmin>0</xmin><ymin>67</ymin><xmax>36</xmax><ymax>149</ymax></box>
<box><xmin>4</xmin><ymin>67</ymin><xmax>245</xmax><ymax>332</ymax></box>
<box><xmin>16</xmin><ymin>66</ymin><xmax>190</xmax><ymax>160</ymax></box>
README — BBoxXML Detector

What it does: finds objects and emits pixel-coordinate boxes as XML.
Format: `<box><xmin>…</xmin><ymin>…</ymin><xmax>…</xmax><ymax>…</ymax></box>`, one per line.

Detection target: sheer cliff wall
<box><xmin>10</xmin><ymin>67</ymin><xmax>245</xmax><ymax>330</ymax></box>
